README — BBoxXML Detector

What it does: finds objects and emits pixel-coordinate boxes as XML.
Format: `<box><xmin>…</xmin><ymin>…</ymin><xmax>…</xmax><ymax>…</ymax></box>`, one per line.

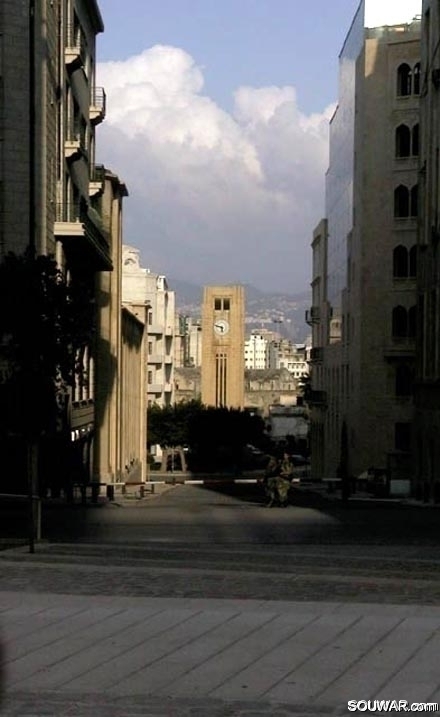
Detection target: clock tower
<box><xmin>201</xmin><ymin>286</ymin><xmax>245</xmax><ymax>409</ymax></box>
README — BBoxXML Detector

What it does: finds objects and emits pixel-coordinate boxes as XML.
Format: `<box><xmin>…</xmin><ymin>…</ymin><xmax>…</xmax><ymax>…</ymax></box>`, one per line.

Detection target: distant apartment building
<box><xmin>414</xmin><ymin>0</ymin><xmax>440</xmax><ymax>502</ymax></box>
<box><xmin>309</xmin><ymin>1</ymin><xmax>421</xmax><ymax>486</ymax></box>
<box><xmin>0</xmin><ymin>0</ymin><xmax>120</xmax><ymax>491</ymax></box>
<box><xmin>244</xmin><ymin>332</ymin><xmax>268</xmax><ymax>369</ymax></box>
<box><xmin>175</xmin><ymin>316</ymin><xmax>203</xmax><ymax>368</ymax></box>
<box><xmin>122</xmin><ymin>246</ymin><xmax>175</xmax><ymax>407</ymax></box>
<box><xmin>268</xmin><ymin>339</ymin><xmax>309</xmax><ymax>380</ymax></box>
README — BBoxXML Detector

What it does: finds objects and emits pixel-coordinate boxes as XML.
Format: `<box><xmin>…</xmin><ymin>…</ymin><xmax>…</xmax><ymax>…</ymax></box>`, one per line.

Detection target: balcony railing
<box><xmin>89</xmin><ymin>164</ymin><xmax>105</xmax><ymax>197</ymax></box>
<box><xmin>65</xmin><ymin>23</ymin><xmax>86</xmax><ymax>71</ymax></box>
<box><xmin>90</xmin><ymin>87</ymin><xmax>106</xmax><ymax>125</ymax></box>
<box><xmin>54</xmin><ymin>200</ymin><xmax>111</xmax><ymax>270</ymax></box>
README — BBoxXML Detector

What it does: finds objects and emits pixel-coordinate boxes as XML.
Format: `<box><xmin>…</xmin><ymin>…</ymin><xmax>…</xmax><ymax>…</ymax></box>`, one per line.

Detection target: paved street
<box><xmin>1</xmin><ymin>484</ymin><xmax>440</xmax><ymax>716</ymax></box>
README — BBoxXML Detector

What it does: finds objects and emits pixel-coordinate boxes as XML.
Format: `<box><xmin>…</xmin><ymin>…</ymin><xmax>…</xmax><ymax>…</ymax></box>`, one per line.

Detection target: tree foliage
<box><xmin>147</xmin><ymin>401</ymin><xmax>268</xmax><ymax>473</ymax></box>
<box><xmin>0</xmin><ymin>250</ymin><xmax>94</xmax><ymax>437</ymax></box>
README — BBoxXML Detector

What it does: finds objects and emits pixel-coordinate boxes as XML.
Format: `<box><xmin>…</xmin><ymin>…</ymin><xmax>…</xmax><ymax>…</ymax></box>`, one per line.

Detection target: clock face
<box><xmin>213</xmin><ymin>319</ymin><xmax>230</xmax><ymax>336</ymax></box>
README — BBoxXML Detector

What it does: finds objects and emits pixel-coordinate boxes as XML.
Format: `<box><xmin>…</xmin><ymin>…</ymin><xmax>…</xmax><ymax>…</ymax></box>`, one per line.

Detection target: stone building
<box><xmin>0</xmin><ymin>0</ymin><xmax>117</xmax><ymax>490</ymax></box>
<box><xmin>414</xmin><ymin>0</ymin><xmax>440</xmax><ymax>502</ymax></box>
<box><xmin>93</xmin><ymin>172</ymin><xmax>147</xmax><ymax>486</ymax></box>
<box><xmin>122</xmin><ymin>246</ymin><xmax>175</xmax><ymax>408</ymax></box>
<box><xmin>309</xmin><ymin>0</ymin><xmax>421</xmax><ymax>486</ymax></box>
<box><xmin>244</xmin><ymin>369</ymin><xmax>298</xmax><ymax>416</ymax></box>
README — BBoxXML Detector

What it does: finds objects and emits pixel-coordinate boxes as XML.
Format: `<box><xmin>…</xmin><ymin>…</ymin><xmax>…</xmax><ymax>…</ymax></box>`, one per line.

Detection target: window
<box><xmin>409</xmin><ymin>246</ymin><xmax>417</xmax><ymax>277</ymax></box>
<box><xmin>214</xmin><ymin>297</ymin><xmax>231</xmax><ymax>311</ymax></box>
<box><xmin>410</xmin><ymin>185</ymin><xmax>418</xmax><ymax>217</ymax></box>
<box><xmin>395</xmin><ymin>364</ymin><xmax>414</xmax><ymax>396</ymax></box>
<box><xmin>395</xmin><ymin>422</ymin><xmax>411</xmax><ymax>451</ymax></box>
<box><xmin>413</xmin><ymin>62</ymin><xmax>421</xmax><ymax>95</ymax></box>
<box><xmin>392</xmin><ymin>306</ymin><xmax>408</xmax><ymax>338</ymax></box>
<box><xmin>395</xmin><ymin>124</ymin><xmax>411</xmax><ymax>157</ymax></box>
<box><xmin>148</xmin><ymin>371</ymin><xmax>153</xmax><ymax>384</ymax></box>
<box><xmin>148</xmin><ymin>312</ymin><xmax>152</xmax><ymax>325</ymax></box>
<box><xmin>412</xmin><ymin>124</ymin><xmax>419</xmax><ymax>156</ymax></box>
<box><xmin>397</xmin><ymin>63</ymin><xmax>412</xmax><ymax>96</ymax></box>
<box><xmin>393</xmin><ymin>245</ymin><xmax>408</xmax><ymax>277</ymax></box>
<box><xmin>394</xmin><ymin>185</ymin><xmax>409</xmax><ymax>217</ymax></box>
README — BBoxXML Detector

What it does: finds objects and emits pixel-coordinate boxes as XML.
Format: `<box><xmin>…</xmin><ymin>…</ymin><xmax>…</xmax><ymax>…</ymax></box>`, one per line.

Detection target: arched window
<box><xmin>408</xmin><ymin>305</ymin><xmax>417</xmax><ymax>338</ymax></box>
<box><xmin>393</xmin><ymin>245</ymin><xmax>408</xmax><ymax>277</ymax></box>
<box><xmin>392</xmin><ymin>306</ymin><xmax>408</xmax><ymax>338</ymax></box>
<box><xmin>397</xmin><ymin>63</ymin><xmax>412</xmax><ymax>96</ymax></box>
<box><xmin>410</xmin><ymin>185</ymin><xmax>418</xmax><ymax>217</ymax></box>
<box><xmin>413</xmin><ymin>62</ymin><xmax>421</xmax><ymax>95</ymax></box>
<box><xmin>394</xmin><ymin>185</ymin><xmax>409</xmax><ymax>217</ymax></box>
<box><xmin>395</xmin><ymin>364</ymin><xmax>414</xmax><ymax>396</ymax></box>
<box><xmin>409</xmin><ymin>246</ymin><xmax>417</xmax><ymax>277</ymax></box>
<box><xmin>412</xmin><ymin>124</ymin><xmax>419</xmax><ymax>156</ymax></box>
<box><xmin>395</xmin><ymin>124</ymin><xmax>411</xmax><ymax>157</ymax></box>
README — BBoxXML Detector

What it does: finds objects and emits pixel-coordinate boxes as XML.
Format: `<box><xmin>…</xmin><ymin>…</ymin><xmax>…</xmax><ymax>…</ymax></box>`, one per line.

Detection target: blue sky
<box><xmin>96</xmin><ymin>1</ymin><xmax>361</xmax><ymax>294</ymax></box>
<box><xmin>97</xmin><ymin>1</ymin><xmax>359</xmax><ymax>116</ymax></box>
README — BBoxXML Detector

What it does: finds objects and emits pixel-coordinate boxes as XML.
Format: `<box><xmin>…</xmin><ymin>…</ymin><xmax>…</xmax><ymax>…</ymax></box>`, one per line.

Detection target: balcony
<box><xmin>309</xmin><ymin>346</ymin><xmax>323</xmax><ymax>362</ymax></box>
<box><xmin>90</xmin><ymin>87</ymin><xmax>106</xmax><ymax>125</ymax></box>
<box><xmin>89</xmin><ymin>164</ymin><xmax>105</xmax><ymax>198</ymax></box>
<box><xmin>148</xmin><ymin>323</ymin><xmax>163</xmax><ymax>336</ymax></box>
<box><xmin>65</xmin><ymin>24</ymin><xmax>86</xmax><ymax>71</ymax></box>
<box><xmin>148</xmin><ymin>354</ymin><xmax>164</xmax><ymax>365</ymax></box>
<box><xmin>384</xmin><ymin>337</ymin><xmax>415</xmax><ymax>360</ymax></box>
<box><xmin>307</xmin><ymin>390</ymin><xmax>327</xmax><ymax>407</ymax></box>
<box><xmin>305</xmin><ymin>306</ymin><xmax>320</xmax><ymax>325</ymax></box>
<box><xmin>65</xmin><ymin>123</ymin><xmax>87</xmax><ymax>163</ymax></box>
<box><xmin>148</xmin><ymin>383</ymin><xmax>163</xmax><ymax>395</ymax></box>
<box><xmin>54</xmin><ymin>201</ymin><xmax>112</xmax><ymax>270</ymax></box>
<box><xmin>71</xmin><ymin>399</ymin><xmax>94</xmax><ymax>430</ymax></box>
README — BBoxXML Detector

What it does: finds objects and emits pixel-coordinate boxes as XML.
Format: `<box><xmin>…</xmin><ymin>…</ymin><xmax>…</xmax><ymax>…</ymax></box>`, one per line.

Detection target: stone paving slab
<box><xmin>0</xmin><ymin>691</ymin><xmax>340</xmax><ymax>716</ymax></box>
<box><xmin>1</xmin><ymin>592</ymin><xmax>440</xmax><ymax>715</ymax></box>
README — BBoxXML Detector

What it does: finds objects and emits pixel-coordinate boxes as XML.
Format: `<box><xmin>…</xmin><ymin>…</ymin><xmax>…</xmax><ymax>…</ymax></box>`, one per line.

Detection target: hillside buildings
<box><xmin>309</xmin><ymin>0</ymin><xmax>421</xmax><ymax>487</ymax></box>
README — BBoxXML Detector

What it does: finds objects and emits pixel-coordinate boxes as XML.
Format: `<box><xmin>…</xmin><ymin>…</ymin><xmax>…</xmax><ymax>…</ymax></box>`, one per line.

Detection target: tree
<box><xmin>147</xmin><ymin>402</ymin><xmax>267</xmax><ymax>474</ymax></box>
<box><xmin>0</xmin><ymin>250</ymin><xmax>94</xmax><ymax>487</ymax></box>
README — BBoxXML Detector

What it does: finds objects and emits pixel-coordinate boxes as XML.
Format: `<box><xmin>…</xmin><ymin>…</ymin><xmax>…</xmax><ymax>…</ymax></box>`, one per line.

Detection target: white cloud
<box><xmin>97</xmin><ymin>45</ymin><xmax>333</xmax><ymax>294</ymax></box>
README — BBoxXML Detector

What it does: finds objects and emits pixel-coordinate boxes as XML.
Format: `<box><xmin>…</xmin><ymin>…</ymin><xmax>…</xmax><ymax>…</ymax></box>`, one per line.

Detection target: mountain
<box><xmin>169</xmin><ymin>278</ymin><xmax>312</xmax><ymax>344</ymax></box>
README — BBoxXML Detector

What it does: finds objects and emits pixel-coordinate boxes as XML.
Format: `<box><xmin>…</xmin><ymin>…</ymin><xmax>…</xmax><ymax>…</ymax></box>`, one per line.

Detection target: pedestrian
<box><xmin>262</xmin><ymin>455</ymin><xmax>280</xmax><ymax>507</ymax></box>
<box><xmin>277</xmin><ymin>452</ymin><xmax>294</xmax><ymax>507</ymax></box>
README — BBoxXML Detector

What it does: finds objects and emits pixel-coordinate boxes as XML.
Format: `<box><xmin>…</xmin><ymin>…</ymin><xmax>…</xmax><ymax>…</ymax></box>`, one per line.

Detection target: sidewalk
<box><xmin>1</xmin><ymin>590</ymin><xmax>440</xmax><ymax>716</ymax></box>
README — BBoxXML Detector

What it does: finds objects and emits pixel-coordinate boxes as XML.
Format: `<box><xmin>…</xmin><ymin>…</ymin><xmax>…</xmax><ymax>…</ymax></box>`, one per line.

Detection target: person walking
<box><xmin>277</xmin><ymin>452</ymin><xmax>294</xmax><ymax>507</ymax></box>
<box><xmin>262</xmin><ymin>455</ymin><xmax>280</xmax><ymax>507</ymax></box>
